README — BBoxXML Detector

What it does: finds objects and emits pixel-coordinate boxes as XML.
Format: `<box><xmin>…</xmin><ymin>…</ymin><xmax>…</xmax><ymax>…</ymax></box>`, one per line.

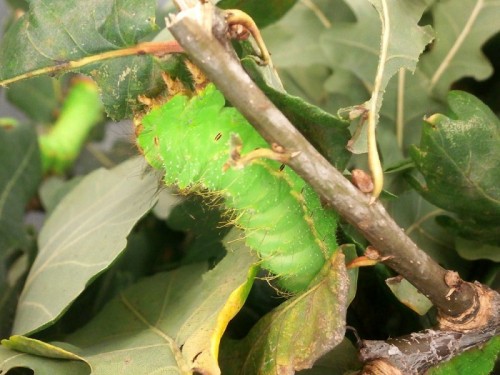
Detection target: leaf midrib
<box><xmin>429</xmin><ymin>0</ymin><xmax>484</xmax><ymax>90</ymax></box>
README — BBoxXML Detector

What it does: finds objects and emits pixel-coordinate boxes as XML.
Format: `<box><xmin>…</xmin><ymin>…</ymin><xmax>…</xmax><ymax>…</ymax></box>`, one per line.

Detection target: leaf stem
<box><xmin>429</xmin><ymin>0</ymin><xmax>483</xmax><ymax>92</ymax></box>
<box><xmin>0</xmin><ymin>41</ymin><xmax>184</xmax><ymax>87</ymax></box>
<box><xmin>396</xmin><ymin>68</ymin><xmax>405</xmax><ymax>151</ymax></box>
<box><xmin>405</xmin><ymin>209</ymin><xmax>445</xmax><ymax>237</ymax></box>
<box><xmin>367</xmin><ymin>0</ymin><xmax>391</xmax><ymax>202</ymax></box>
<box><xmin>301</xmin><ymin>0</ymin><xmax>332</xmax><ymax>29</ymax></box>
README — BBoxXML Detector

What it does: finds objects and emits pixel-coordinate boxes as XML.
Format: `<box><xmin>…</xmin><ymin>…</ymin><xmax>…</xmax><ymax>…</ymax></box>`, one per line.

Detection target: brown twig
<box><xmin>166</xmin><ymin>2</ymin><xmax>493</xmax><ymax>323</ymax></box>
<box><xmin>359</xmin><ymin>325</ymin><xmax>499</xmax><ymax>374</ymax></box>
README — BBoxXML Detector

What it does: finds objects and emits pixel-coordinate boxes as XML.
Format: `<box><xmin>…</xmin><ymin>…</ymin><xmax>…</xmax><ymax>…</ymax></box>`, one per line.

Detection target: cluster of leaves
<box><xmin>263</xmin><ymin>0</ymin><xmax>500</xmax><ymax>268</ymax></box>
<box><xmin>0</xmin><ymin>0</ymin><xmax>499</xmax><ymax>374</ymax></box>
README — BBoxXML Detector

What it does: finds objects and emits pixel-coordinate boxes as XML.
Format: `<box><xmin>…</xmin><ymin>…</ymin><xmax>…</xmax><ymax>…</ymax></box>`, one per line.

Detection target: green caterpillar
<box><xmin>136</xmin><ymin>83</ymin><xmax>338</xmax><ymax>293</ymax></box>
<box><xmin>39</xmin><ymin>78</ymin><xmax>103</xmax><ymax>174</ymax></box>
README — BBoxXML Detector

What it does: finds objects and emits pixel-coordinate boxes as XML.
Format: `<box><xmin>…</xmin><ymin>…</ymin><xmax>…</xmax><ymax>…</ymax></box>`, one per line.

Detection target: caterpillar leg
<box><xmin>223</xmin><ymin>9</ymin><xmax>271</xmax><ymax>66</ymax></box>
<box><xmin>223</xmin><ymin>134</ymin><xmax>298</xmax><ymax>171</ymax></box>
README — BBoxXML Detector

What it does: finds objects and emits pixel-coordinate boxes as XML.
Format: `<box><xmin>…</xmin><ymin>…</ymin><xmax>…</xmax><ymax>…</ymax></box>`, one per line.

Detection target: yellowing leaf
<box><xmin>11</xmin><ymin>233</ymin><xmax>257</xmax><ymax>375</ymax></box>
<box><xmin>221</xmin><ymin>252</ymin><xmax>350</xmax><ymax>374</ymax></box>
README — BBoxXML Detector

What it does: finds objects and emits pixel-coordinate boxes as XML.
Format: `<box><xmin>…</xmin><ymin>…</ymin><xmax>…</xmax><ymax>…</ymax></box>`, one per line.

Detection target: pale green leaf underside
<box><xmin>0</xmin><ymin>345</ymin><xmax>89</xmax><ymax>375</ymax></box>
<box><xmin>386</xmin><ymin>277</ymin><xmax>433</xmax><ymax>315</ymax></box>
<box><xmin>455</xmin><ymin>238</ymin><xmax>500</xmax><ymax>262</ymax></box>
<box><xmin>421</xmin><ymin>0</ymin><xmax>500</xmax><ymax>99</ymax></box>
<box><xmin>348</xmin><ymin>0</ymin><xmax>434</xmax><ymax>153</ymax></box>
<box><xmin>263</xmin><ymin>0</ymin><xmax>499</xmax><ymax>159</ymax></box>
<box><xmin>369</xmin><ymin>0</ymin><xmax>434</xmax><ymax>86</ymax></box>
<box><xmin>54</xmin><ymin>242</ymin><xmax>256</xmax><ymax>374</ymax></box>
<box><xmin>266</xmin><ymin>0</ymin><xmax>434</xmax><ymax>154</ymax></box>
<box><xmin>319</xmin><ymin>0</ymin><xmax>433</xmax><ymax>91</ymax></box>
<box><xmin>13</xmin><ymin>157</ymin><xmax>160</xmax><ymax>335</ymax></box>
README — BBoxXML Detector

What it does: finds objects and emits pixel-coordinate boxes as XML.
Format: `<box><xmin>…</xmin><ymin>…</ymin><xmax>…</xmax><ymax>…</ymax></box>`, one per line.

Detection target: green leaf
<box><xmin>12</xmin><ymin>157</ymin><xmax>160</xmax><ymax>335</ymax></box>
<box><xmin>319</xmin><ymin>0</ymin><xmax>379</xmax><ymax>88</ymax></box>
<box><xmin>427</xmin><ymin>335</ymin><xmax>500</xmax><ymax>375</ymax></box>
<box><xmin>0</xmin><ymin>0</ymin><xmax>161</xmax><ymax>120</ymax></box>
<box><xmin>386</xmin><ymin>190</ymin><xmax>469</xmax><ymax>274</ymax></box>
<box><xmin>263</xmin><ymin>0</ymin><xmax>355</xmax><ymax>68</ymax></box>
<box><xmin>385</xmin><ymin>276</ymin><xmax>433</xmax><ymax>315</ymax></box>
<box><xmin>420</xmin><ymin>0</ymin><xmax>500</xmax><ymax>99</ymax></box>
<box><xmin>40</xmin><ymin>235</ymin><xmax>256</xmax><ymax>374</ymax></box>
<box><xmin>0</xmin><ymin>121</ymin><xmax>41</xmax><ymax>255</ymax></box>
<box><xmin>2</xmin><ymin>336</ymin><xmax>83</xmax><ymax>360</ymax></box>
<box><xmin>0</xmin><ymin>250</ymin><xmax>31</xmax><ymax>339</ymax></box>
<box><xmin>220</xmin><ymin>252</ymin><xmax>349</xmax><ymax>374</ymax></box>
<box><xmin>436</xmin><ymin>215</ymin><xmax>500</xmax><ymax>245</ymax></box>
<box><xmin>38</xmin><ymin>176</ymin><xmax>83</xmax><ymax>215</ymax></box>
<box><xmin>325</xmin><ymin>0</ymin><xmax>434</xmax><ymax>153</ymax></box>
<box><xmin>378</xmin><ymin>65</ymin><xmax>446</xmax><ymax>155</ymax></box>
<box><xmin>6</xmin><ymin>76</ymin><xmax>62</xmax><ymax>123</ymax></box>
<box><xmin>263</xmin><ymin>0</ymin><xmax>499</xmax><ymax>165</ymax></box>
<box><xmin>0</xmin><ymin>121</ymin><xmax>41</xmax><ymax>337</ymax></box>
<box><xmin>217</xmin><ymin>0</ymin><xmax>298</xmax><ymax>28</ymax></box>
<box><xmin>0</xmin><ymin>344</ymin><xmax>89</xmax><ymax>375</ymax></box>
<box><xmin>72</xmin><ymin>216</ymin><xmax>181</xmax><ymax>320</ymax></box>
<box><xmin>296</xmin><ymin>338</ymin><xmax>362</xmax><ymax>375</ymax></box>
<box><xmin>455</xmin><ymin>238</ymin><xmax>500</xmax><ymax>262</ymax></box>
<box><xmin>242</xmin><ymin>58</ymin><xmax>351</xmax><ymax>170</ymax></box>
<box><xmin>367</xmin><ymin>0</ymin><xmax>434</xmax><ymax>89</ymax></box>
<box><xmin>409</xmin><ymin>91</ymin><xmax>500</xmax><ymax>223</ymax></box>
<box><xmin>323</xmin><ymin>68</ymin><xmax>370</xmax><ymax>114</ymax></box>
<box><xmin>320</xmin><ymin>0</ymin><xmax>433</xmax><ymax>90</ymax></box>
<box><xmin>265</xmin><ymin>0</ymin><xmax>434</xmax><ymax>154</ymax></box>
<box><xmin>166</xmin><ymin>196</ymin><xmax>229</xmax><ymax>265</ymax></box>
<box><xmin>261</xmin><ymin>0</ymin><xmax>365</xmax><ymax>132</ymax></box>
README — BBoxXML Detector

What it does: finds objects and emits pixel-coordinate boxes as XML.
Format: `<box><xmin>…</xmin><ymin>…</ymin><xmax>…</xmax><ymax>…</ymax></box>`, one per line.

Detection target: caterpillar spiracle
<box><xmin>135</xmin><ymin>81</ymin><xmax>339</xmax><ymax>293</ymax></box>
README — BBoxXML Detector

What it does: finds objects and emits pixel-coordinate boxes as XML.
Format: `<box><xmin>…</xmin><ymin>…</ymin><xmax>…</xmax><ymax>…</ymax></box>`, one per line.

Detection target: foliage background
<box><xmin>0</xmin><ymin>0</ymin><xmax>499</xmax><ymax>374</ymax></box>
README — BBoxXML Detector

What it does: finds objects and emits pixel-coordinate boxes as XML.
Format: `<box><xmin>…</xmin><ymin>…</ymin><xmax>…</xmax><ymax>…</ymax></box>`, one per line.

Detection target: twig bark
<box><xmin>360</xmin><ymin>327</ymin><xmax>498</xmax><ymax>374</ymax></box>
<box><xmin>166</xmin><ymin>2</ymin><xmax>484</xmax><ymax>319</ymax></box>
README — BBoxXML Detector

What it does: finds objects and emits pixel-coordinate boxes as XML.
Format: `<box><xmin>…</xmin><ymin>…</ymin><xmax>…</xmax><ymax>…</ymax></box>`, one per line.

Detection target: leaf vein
<box><xmin>0</xmin><ymin>138</ymin><xmax>36</xmax><ymax>218</ymax></box>
<box><xmin>430</xmin><ymin>0</ymin><xmax>484</xmax><ymax>90</ymax></box>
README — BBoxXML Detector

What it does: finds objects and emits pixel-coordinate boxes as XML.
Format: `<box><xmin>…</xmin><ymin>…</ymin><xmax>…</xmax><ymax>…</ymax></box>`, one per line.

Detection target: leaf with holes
<box><xmin>0</xmin><ymin>0</ymin><xmax>165</xmax><ymax>119</ymax></box>
<box><xmin>0</xmin><ymin>341</ymin><xmax>89</xmax><ymax>375</ymax></box>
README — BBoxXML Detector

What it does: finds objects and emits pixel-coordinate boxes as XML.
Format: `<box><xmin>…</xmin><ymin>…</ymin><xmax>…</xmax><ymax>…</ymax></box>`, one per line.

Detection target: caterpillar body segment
<box><xmin>136</xmin><ymin>84</ymin><xmax>338</xmax><ymax>292</ymax></box>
